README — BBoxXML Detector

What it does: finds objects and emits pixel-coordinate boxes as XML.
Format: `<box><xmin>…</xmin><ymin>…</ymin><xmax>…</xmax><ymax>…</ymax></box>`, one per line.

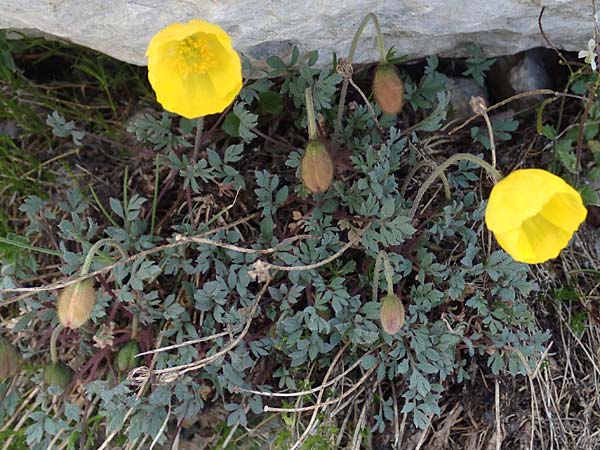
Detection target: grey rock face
<box><xmin>446</xmin><ymin>78</ymin><xmax>488</xmax><ymax>118</ymax></box>
<box><xmin>508</xmin><ymin>48</ymin><xmax>553</xmax><ymax>95</ymax></box>
<box><xmin>0</xmin><ymin>1</ymin><xmax>595</xmax><ymax>67</ymax></box>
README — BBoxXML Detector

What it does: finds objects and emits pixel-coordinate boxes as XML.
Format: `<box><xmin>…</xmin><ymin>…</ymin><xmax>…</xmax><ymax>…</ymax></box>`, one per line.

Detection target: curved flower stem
<box><xmin>373</xmin><ymin>251</ymin><xmax>382</xmax><ymax>303</ymax></box>
<box><xmin>482</xmin><ymin>112</ymin><xmax>497</xmax><ymax>169</ymax></box>
<box><xmin>333</xmin><ymin>79</ymin><xmax>350</xmax><ymax>149</ymax></box>
<box><xmin>50</xmin><ymin>324</ymin><xmax>64</xmax><ymax>364</ymax></box>
<box><xmin>81</xmin><ymin>239</ymin><xmax>128</xmax><ymax>276</ymax></box>
<box><xmin>349</xmin><ymin>79</ymin><xmax>382</xmax><ymax>131</ymax></box>
<box><xmin>373</xmin><ymin>250</ymin><xmax>394</xmax><ymax>301</ymax></box>
<box><xmin>192</xmin><ymin>117</ymin><xmax>205</xmax><ymax>161</ymax></box>
<box><xmin>409</xmin><ymin>153</ymin><xmax>503</xmax><ymax>221</ymax></box>
<box><xmin>333</xmin><ymin>12</ymin><xmax>386</xmax><ymax>150</ymax></box>
<box><xmin>381</xmin><ymin>251</ymin><xmax>394</xmax><ymax>295</ymax></box>
<box><xmin>348</xmin><ymin>12</ymin><xmax>386</xmax><ymax>62</ymax></box>
<box><xmin>150</xmin><ymin>155</ymin><xmax>160</xmax><ymax>236</ymax></box>
<box><xmin>470</xmin><ymin>96</ymin><xmax>497</xmax><ymax>169</ymax></box>
<box><xmin>400</xmin><ymin>160</ymin><xmax>451</xmax><ymax>200</ymax></box>
<box><xmin>305</xmin><ymin>87</ymin><xmax>318</xmax><ymax>141</ymax></box>
<box><xmin>131</xmin><ymin>313</ymin><xmax>139</xmax><ymax>340</ymax></box>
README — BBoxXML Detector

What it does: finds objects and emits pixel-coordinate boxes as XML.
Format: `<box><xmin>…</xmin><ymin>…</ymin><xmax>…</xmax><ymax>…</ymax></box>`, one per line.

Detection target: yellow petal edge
<box><xmin>146</xmin><ymin>19</ymin><xmax>242</xmax><ymax>119</ymax></box>
<box><xmin>485</xmin><ymin>169</ymin><xmax>587</xmax><ymax>264</ymax></box>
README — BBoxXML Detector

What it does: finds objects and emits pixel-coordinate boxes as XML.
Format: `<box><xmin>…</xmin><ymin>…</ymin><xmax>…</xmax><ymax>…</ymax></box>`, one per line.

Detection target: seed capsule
<box><xmin>301</xmin><ymin>141</ymin><xmax>334</xmax><ymax>193</ymax></box>
<box><xmin>44</xmin><ymin>362</ymin><xmax>73</xmax><ymax>389</ymax></box>
<box><xmin>379</xmin><ymin>293</ymin><xmax>405</xmax><ymax>334</ymax></box>
<box><xmin>116</xmin><ymin>341</ymin><xmax>140</xmax><ymax>372</ymax></box>
<box><xmin>57</xmin><ymin>280</ymin><xmax>96</xmax><ymax>329</ymax></box>
<box><xmin>373</xmin><ymin>64</ymin><xmax>405</xmax><ymax>115</ymax></box>
<box><xmin>0</xmin><ymin>337</ymin><xmax>19</xmax><ymax>380</ymax></box>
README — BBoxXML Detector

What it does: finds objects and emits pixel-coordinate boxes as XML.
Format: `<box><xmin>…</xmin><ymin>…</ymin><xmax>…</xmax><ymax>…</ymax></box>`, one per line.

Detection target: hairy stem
<box><xmin>410</xmin><ymin>153</ymin><xmax>503</xmax><ymax>221</ymax></box>
<box><xmin>349</xmin><ymin>12</ymin><xmax>386</xmax><ymax>62</ymax></box>
<box><xmin>381</xmin><ymin>251</ymin><xmax>394</xmax><ymax>295</ymax></box>
<box><xmin>150</xmin><ymin>155</ymin><xmax>160</xmax><ymax>236</ymax></box>
<box><xmin>131</xmin><ymin>314</ymin><xmax>139</xmax><ymax>340</ymax></box>
<box><xmin>50</xmin><ymin>324</ymin><xmax>64</xmax><ymax>364</ymax></box>
<box><xmin>81</xmin><ymin>239</ymin><xmax>128</xmax><ymax>276</ymax></box>
<box><xmin>333</xmin><ymin>78</ymin><xmax>350</xmax><ymax>149</ymax></box>
<box><xmin>192</xmin><ymin>116</ymin><xmax>205</xmax><ymax>161</ymax></box>
<box><xmin>305</xmin><ymin>87</ymin><xmax>317</xmax><ymax>141</ymax></box>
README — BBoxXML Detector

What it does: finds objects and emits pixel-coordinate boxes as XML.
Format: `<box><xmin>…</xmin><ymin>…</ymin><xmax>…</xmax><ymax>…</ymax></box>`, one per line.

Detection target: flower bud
<box><xmin>373</xmin><ymin>64</ymin><xmax>404</xmax><ymax>115</ymax></box>
<box><xmin>379</xmin><ymin>293</ymin><xmax>405</xmax><ymax>334</ymax></box>
<box><xmin>116</xmin><ymin>341</ymin><xmax>140</xmax><ymax>372</ymax></box>
<box><xmin>57</xmin><ymin>280</ymin><xmax>96</xmax><ymax>329</ymax></box>
<box><xmin>0</xmin><ymin>337</ymin><xmax>19</xmax><ymax>380</ymax></box>
<box><xmin>301</xmin><ymin>141</ymin><xmax>334</xmax><ymax>193</ymax></box>
<box><xmin>44</xmin><ymin>362</ymin><xmax>73</xmax><ymax>389</ymax></box>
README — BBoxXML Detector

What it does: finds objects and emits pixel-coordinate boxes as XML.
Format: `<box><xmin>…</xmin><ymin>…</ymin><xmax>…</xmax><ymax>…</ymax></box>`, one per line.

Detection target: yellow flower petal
<box><xmin>485</xmin><ymin>169</ymin><xmax>587</xmax><ymax>264</ymax></box>
<box><xmin>146</xmin><ymin>19</ymin><xmax>242</xmax><ymax>118</ymax></box>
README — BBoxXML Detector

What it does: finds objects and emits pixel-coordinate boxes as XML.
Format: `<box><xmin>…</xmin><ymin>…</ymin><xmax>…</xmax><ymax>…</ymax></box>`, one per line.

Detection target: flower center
<box><xmin>175</xmin><ymin>34</ymin><xmax>216</xmax><ymax>76</ymax></box>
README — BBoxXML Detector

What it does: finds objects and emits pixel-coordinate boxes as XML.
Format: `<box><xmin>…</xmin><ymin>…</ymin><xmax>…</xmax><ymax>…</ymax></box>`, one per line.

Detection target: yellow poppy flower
<box><xmin>485</xmin><ymin>169</ymin><xmax>587</xmax><ymax>264</ymax></box>
<box><xmin>146</xmin><ymin>19</ymin><xmax>242</xmax><ymax>119</ymax></box>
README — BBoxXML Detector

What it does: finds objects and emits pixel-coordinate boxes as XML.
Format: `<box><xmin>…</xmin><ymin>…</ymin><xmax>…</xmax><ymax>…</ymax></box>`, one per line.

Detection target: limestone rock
<box><xmin>0</xmin><ymin>1</ymin><xmax>594</xmax><ymax>67</ymax></box>
<box><xmin>508</xmin><ymin>48</ymin><xmax>552</xmax><ymax>94</ymax></box>
<box><xmin>446</xmin><ymin>77</ymin><xmax>488</xmax><ymax>117</ymax></box>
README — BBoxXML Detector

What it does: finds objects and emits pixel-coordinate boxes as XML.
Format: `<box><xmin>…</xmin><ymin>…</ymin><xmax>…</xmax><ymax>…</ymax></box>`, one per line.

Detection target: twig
<box><xmin>349</xmin><ymin>78</ymin><xmax>382</xmax><ymax>131</ymax></box>
<box><xmin>289</xmin><ymin>342</ymin><xmax>350</xmax><ymax>450</ymax></box>
<box><xmin>134</xmin><ymin>276</ymin><xmax>272</xmax><ymax>380</ymax></box>
<box><xmin>392</xmin><ymin>383</ymin><xmax>400</xmax><ymax>449</ymax></box>
<box><xmin>261</xmin><ymin>224</ymin><xmax>369</xmax><ymax>273</ymax></box>
<box><xmin>350</xmin><ymin>387</ymin><xmax>373</xmax><ymax>450</ymax></box>
<box><xmin>538</xmin><ymin>7</ymin><xmax>570</xmax><ymax>70</ymax></box>
<box><xmin>414</xmin><ymin>419</ymin><xmax>431</xmax><ymax>450</ymax></box>
<box><xmin>0</xmin><ymin>213</ymin><xmax>259</xmax><ymax>295</ymax></box>
<box><xmin>220</xmin><ymin>403</ymin><xmax>250</xmax><ymax>449</ymax></box>
<box><xmin>148</xmin><ymin>401</ymin><xmax>171</xmax><ymax>450</ymax></box>
<box><xmin>264</xmin><ymin>366</ymin><xmax>377</xmax><ymax>413</ymax></box>
<box><xmin>234</xmin><ymin>345</ymin><xmax>380</xmax><ymax>398</ymax></box>
<box><xmin>495</xmin><ymin>378</ymin><xmax>502</xmax><ymax>450</ymax></box>
<box><xmin>135</xmin><ymin>330</ymin><xmax>233</xmax><ymax>357</ymax></box>
<box><xmin>447</xmin><ymin>90</ymin><xmax>585</xmax><ymax>136</ymax></box>
<box><xmin>97</xmin><ymin>334</ymin><xmax>164</xmax><ymax>450</ymax></box>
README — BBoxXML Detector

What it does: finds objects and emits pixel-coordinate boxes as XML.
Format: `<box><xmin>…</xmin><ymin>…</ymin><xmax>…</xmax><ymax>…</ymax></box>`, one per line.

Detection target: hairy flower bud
<box><xmin>373</xmin><ymin>64</ymin><xmax>404</xmax><ymax>115</ymax></box>
<box><xmin>0</xmin><ymin>337</ymin><xmax>19</xmax><ymax>380</ymax></box>
<box><xmin>116</xmin><ymin>341</ymin><xmax>141</xmax><ymax>372</ymax></box>
<box><xmin>379</xmin><ymin>293</ymin><xmax>405</xmax><ymax>334</ymax></box>
<box><xmin>57</xmin><ymin>280</ymin><xmax>96</xmax><ymax>329</ymax></box>
<box><xmin>44</xmin><ymin>362</ymin><xmax>73</xmax><ymax>389</ymax></box>
<box><xmin>301</xmin><ymin>141</ymin><xmax>334</xmax><ymax>193</ymax></box>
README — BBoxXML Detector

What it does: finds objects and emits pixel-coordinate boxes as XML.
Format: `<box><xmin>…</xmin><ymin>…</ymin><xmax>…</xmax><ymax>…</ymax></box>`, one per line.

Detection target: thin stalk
<box><xmin>349</xmin><ymin>78</ymin><xmax>381</xmax><ymax>131</ymax></box>
<box><xmin>150</xmin><ymin>155</ymin><xmax>160</xmax><ymax>236</ymax></box>
<box><xmin>123</xmin><ymin>165</ymin><xmax>129</xmax><ymax>229</ymax></box>
<box><xmin>381</xmin><ymin>251</ymin><xmax>394</xmax><ymax>295</ymax></box>
<box><xmin>81</xmin><ymin>239</ymin><xmax>128</xmax><ymax>276</ymax></box>
<box><xmin>192</xmin><ymin>117</ymin><xmax>205</xmax><ymax>161</ymax></box>
<box><xmin>131</xmin><ymin>314</ymin><xmax>139</xmax><ymax>340</ymax></box>
<box><xmin>373</xmin><ymin>251</ymin><xmax>383</xmax><ymax>303</ymax></box>
<box><xmin>410</xmin><ymin>153</ymin><xmax>503</xmax><ymax>220</ymax></box>
<box><xmin>90</xmin><ymin>186</ymin><xmax>120</xmax><ymax>228</ymax></box>
<box><xmin>305</xmin><ymin>87</ymin><xmax>317</xmax><ymax>141</ymax></box>
<box><xmin>190</xmin><ymin>116</ymin><xmax>205</xmax><ymax>227</ymax></box>
<box><xmin>349</xmin><ymin>12</ymin><xmax>386</xmax><ymax>62</ymax></box>
<box><xmin>50</xmin><ymin>324</ymin><xmax>64</xmax><ymax>364</ymax></box>
<box><xmin>477</xmin><ymin>111</ymin><xmax>497</xmax><ymax>169</ymax></box>
<box><xmin>400</xmin><ymin>161</ymin><xmax>451</xmax><ymax>200</ymax></box>
<box><xmin>0</xmin><ymin>236</ymin><xmax>62</xmax><ymax>257</ymax></box>
<box><xmin>333</xmin><ymin>78</ymin><xmax>350</xmax><ymax>149</ymax></box>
